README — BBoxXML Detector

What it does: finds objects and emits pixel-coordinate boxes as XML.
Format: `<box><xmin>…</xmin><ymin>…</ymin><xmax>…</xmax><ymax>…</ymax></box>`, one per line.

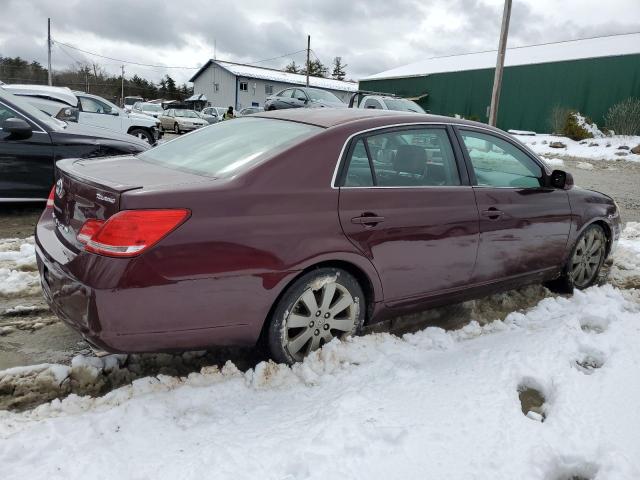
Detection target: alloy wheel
<box><xmin>570</xmin><ymin>227</ymin><xmax>605</xmax><ymax>288</ymax></box>
<box><xmin>284</xmin><ymin>280</ymin><xmax>358</xmax><ymax>361</ymax></box>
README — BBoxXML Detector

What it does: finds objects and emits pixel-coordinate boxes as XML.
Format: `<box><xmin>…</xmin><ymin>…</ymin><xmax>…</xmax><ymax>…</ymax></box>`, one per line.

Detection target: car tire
<box><xmin>267</xmin><ymin>268</ymin><xmax>365</xmax><ymax>364</ymax></box>
<box><xmin>267</xmin><ymin>106</ymin><xmax>277</xmax><ymax>111</ymax></box>
<box><xmin>545</xmin><ymin>224</ymin><xmax>607</xmax><ymax>294</ymax></box>
<box><xmin>174</xmin><ymin>123</ymin><xmax>181</xmax><ymax>134</ymax></box>
<box><xmin>129</xmin><ymin>128</ymin><xmax>154</xmax><ymax>145</ymax></box>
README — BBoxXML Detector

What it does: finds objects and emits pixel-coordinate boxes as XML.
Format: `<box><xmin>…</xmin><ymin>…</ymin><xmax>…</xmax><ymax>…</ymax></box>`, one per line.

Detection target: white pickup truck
<box><xmin>4</xmin><ymin>85</ymin><xmax>162</xmax><ymax>145</ymax></box>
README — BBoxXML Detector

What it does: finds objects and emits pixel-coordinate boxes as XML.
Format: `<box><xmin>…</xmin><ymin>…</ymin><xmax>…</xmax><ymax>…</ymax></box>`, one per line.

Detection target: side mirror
<box><xmin>550</xmin><ymin>169</ymin><xmax>574</xmax><ymax>190</ymax></box>
<box><xmin>2</xmin><ymin>117</ymin><xmax>33</xmax><ymax>139</ymax></box>
<box><xmin>297</xmin><ymin>97</ymin><xmax>306</xmax><ymax>102</ymax></box>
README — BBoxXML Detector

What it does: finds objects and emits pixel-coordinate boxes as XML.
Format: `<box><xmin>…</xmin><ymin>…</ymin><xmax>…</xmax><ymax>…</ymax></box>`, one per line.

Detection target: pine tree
<box><xmin>284</xmin><ymin>61</ymin><xmax>300</xmax><ymax>74</ymax></box>
<box><xmin>331</xmin><ymin>57</ymin><xmax>347</xmax><ymax>80</ymax></box>
<box><xmin>303</xmin><ymin>59</ymin><xmax>328</xmax><ymax>78</ymax></box>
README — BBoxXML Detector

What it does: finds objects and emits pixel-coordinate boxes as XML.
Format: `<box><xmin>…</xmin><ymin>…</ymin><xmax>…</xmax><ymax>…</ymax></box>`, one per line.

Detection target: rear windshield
<box><xmin>138</xmin><ymin>117</ymin><xmax>322</xmax><ymax>178</ymax></box>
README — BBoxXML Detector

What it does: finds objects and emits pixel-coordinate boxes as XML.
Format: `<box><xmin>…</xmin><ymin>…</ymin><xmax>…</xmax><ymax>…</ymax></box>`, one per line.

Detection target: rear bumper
<box><xmin>35</xmin><ymin>214</ymin><xmax>277</xmax><ymax>353</ymax></box>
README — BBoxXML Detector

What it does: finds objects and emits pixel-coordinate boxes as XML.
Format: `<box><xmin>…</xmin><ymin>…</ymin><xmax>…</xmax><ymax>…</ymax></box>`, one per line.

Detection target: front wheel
<box><xmin>546</xmin><ymin>224</ymin><xmax>607</xmax><ymax>293</ymax></box>
<box><xmin>173</xmin><ymin>123</ymin><xmax>181</xmax><ymax>134</ymax></box>
<box><xmin>267</xmin><ymin>268</ymin><xmax>365</xmax><ymax>364</ymax></box>
<box><xmin>129</xmin><ymin>128</ymin><xmax>154</xmax><ymax>144</ymax></box>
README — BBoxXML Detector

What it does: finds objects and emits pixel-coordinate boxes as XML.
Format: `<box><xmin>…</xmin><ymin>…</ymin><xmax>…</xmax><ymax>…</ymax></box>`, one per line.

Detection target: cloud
<box><xmin>0</xmin><ymin>0</ymin><xmax>638</xmax><ymax>84</ymax></box>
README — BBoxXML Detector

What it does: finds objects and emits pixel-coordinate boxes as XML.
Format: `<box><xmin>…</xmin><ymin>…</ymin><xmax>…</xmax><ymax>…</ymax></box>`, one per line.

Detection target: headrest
<box><xmin>393</xmin><ymin>145</ymin><xmax>427</xmax><ymax>175</ymax></box>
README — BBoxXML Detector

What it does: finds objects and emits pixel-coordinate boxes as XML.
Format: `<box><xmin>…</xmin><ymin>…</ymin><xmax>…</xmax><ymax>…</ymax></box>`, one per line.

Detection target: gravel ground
<box><xmin>1</xmin><ymin>155</ymin><xmax>638</xmax><ymax>409</ymax></box>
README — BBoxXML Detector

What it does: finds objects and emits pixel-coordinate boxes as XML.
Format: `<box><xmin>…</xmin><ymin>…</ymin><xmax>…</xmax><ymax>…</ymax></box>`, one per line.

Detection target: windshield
<box><xmin>142</xmin><ymin>104</ymin><xmax>163</xmax><ymax>112</ymax></box>
<box><xmin>174</xmin><ymin>110</ymin><xmax>199</xmax><ymax>118</ymax></box>
<box><xmin>124</xmin><ymin>97</ymin><xmax>142</xmax><ymax>106</ymax></box>
<box><xmin>383</xmin><ymin>98</ymin><xmax>425</xmax><ymax>113</ymax></box>
<box><xmin>139</xmin><ymin>117</ymin><xmax>321</xmax><ymax>178</ymax></box>
<box><xmin>0</xmin><ymin>87</ymin><xmax>66</xmax><ymax>129</ymax></box>
<box><xmin>306</xmin><ymin>89</ymin><xmax>343</xmax><ymax>103</ymax></box>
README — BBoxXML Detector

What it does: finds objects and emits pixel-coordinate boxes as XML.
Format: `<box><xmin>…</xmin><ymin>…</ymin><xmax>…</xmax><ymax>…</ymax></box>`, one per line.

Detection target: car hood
<box><xmin>50</xmin><ymin>121</ymin><xmax>150</xmax><ymax>151</ymax></box>
<box><xmin>127</xmin><ymin>111</ymin><xmax>158</xmax><ymax>124</ymax></box>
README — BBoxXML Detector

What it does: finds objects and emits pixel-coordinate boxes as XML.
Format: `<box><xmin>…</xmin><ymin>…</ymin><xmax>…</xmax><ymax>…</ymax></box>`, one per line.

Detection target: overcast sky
<box><xmin>1</xmin><ymin>0</ymin><xmax>638</xmax><ymax>84</ymax></box>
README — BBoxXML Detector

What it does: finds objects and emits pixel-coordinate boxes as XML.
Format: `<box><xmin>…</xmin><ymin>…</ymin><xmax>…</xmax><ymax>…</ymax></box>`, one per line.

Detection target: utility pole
<box><xmin>47</xmin><ymin>18</ymin><xmax>52</xmax><ymax>86</ymax></box>
<box><xmin>121</xmin><ymin>65</ymin><xmax>125</xmax><ymax>106</ymax></box>
<box><xmin>306</xmin><ymin>35</ymin><xmax>310</xmax><ymax>87</ymax></box>
<box><xmin>488</xmin><ymin>0</ymin><xmax>512</xmax><ymax>127</ymax></box>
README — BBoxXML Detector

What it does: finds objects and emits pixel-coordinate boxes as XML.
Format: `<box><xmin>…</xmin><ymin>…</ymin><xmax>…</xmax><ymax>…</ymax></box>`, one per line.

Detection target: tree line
<box><xmin>0</xmin><ymin>55</ymin><xmax>193</xmax><ymax>104</ymax></box>
<box><xmin>284</xmin><ymin>56</ymin><xmax>348</xmax><ymax>81</ymax></box>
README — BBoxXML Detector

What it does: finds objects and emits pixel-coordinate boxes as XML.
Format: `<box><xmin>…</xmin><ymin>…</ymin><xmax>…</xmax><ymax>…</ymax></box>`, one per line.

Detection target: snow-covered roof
<box><xmin>185</xmin><ymin>93</ymin><xmax>207</xmax><ymax>102</ymax></box>
<box><xmin>364</xmin><ymin>33</ymin><xmax>640</xmax><ymax>81</ymax></box>
<box><xmin>190</xmin><ymin>60</ymin><xmax>358</xmax><ymax>92</ymax></box>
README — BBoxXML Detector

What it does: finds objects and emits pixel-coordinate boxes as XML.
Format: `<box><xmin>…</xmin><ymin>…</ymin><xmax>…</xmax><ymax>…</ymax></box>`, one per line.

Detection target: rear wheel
<box><xmin>267</xmin><ymin>268</ymin><xmax>365</xmax><ymax>364</ymax></box>
<box><xmin>546</xmin><ymin>224</ymin><xmax>607</xmax><ymax>293</ymax></box>
<box><xmin>129</xmin><ymin>128</ymin><xmax>153</xmax><ymax>144</ymax></box>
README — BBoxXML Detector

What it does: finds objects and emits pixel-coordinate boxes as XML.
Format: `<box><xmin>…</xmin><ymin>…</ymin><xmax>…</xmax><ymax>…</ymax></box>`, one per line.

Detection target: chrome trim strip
<box><xmin>0</xmin><ymin>197</ymin><xmax>47</xmax><ymax>202</ymax></box>
<box><xmin>330</xmin><ymin>121</ymin><xmax>545</xmax><ymax>189</ymax></box>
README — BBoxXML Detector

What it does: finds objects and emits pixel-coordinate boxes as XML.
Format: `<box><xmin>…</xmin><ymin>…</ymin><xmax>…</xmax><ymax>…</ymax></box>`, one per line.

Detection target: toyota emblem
<box><xmin>55</xmin><ymin>178</ymin><xmax>64</xmax><ymax>198</ymax></box>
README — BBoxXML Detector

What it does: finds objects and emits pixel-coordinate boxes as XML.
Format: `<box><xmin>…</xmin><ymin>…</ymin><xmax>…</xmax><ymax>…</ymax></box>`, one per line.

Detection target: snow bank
<box><xmin>0</xmin><ymin>237</ymin><xmax>39</xmax><ymax>298</ymax></box>
<box><xmin>513</xmin><ymin>133</ymin><xmax>640</xmax><ymax>162</ymax></box>
<box><xmin>1</xmin><ymin>289</ymin><xmax>640</xmax><ymax>478</ymax></box>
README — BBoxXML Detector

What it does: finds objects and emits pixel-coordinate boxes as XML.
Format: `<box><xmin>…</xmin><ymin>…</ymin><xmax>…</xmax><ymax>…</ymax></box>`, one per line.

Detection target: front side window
<box><xmin>139</xmin><ymin>117</ymin><xmax>321</xmax><ymax>178</ymax></box>
<box><xmin>293</xmin><ymin>89</ymin><xmax>307</xmax><ymax>101</ymax></box>
<box><xmin>341</xmin><ymin>127</ymin><xmax>460</xmax><ymax>187</ymax></box>
<box><xmin>363</xmin><ymin>98</ymin><xmax>382</xmax><ymax>109</ymax></box>
<box><xmin>239</xmin><ymin>81</ymin><xmax>248</xmax><ymax>92</ymax></box>
<box><xmin>459</xmin><ymin>130</ymin><xmax>542</xmax><ymax>188</ymax></box>
<box><xmin>80</xmin><ymin>96</ymin><xmax>112</xmax><ymax>114</ymax></box>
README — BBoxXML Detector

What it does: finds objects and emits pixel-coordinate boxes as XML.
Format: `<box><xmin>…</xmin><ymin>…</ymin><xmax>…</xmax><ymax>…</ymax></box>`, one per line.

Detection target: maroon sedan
<box><xmin>35</xmin><ymin>109</ymin><xmax>621</xmax><ymax>363</ymax></box>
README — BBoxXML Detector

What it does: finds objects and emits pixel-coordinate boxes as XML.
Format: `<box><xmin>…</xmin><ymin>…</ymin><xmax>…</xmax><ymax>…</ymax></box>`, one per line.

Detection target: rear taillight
<box><xmin>46</xmin><ymin>186</ymin><xmax>55</xmax><ymax>209</ymax></box>
<box><xmin>77</xmin><ymin>219</ymin><xmax>105</xmax><ymax>244</ymax></box>
<box><xmin>80</xmin><ymin>209</ymin><xmax>189</xmax><ymax>257</ymax></box>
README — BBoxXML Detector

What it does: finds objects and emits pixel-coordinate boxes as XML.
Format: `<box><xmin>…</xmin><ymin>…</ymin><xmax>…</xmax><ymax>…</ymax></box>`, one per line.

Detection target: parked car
<box><xmin>74</xmin><ymin>92</ymin><xmax>162</xmax><ymax>145</ymax></box>
<box><xmin>5</xmin><ymin>85</ymin><xmax>162</xmax><ymax>145</ymax></box>
<box><xmin>264</xmin><ymin>87</ymin><xmax>346</xmax><ymax>111</ymax></box>
<box><xmin>131</xmin><ymin>101</ymin><xmax>165</xmax><ymax>118</ymax></box>
<box><xmin>197</xmin><ymin>109</ymin><xmax>219</xmax><ymax>124</ymax></box>
<box><xmin>0</xmin><ymin>87</ymin><xmax>149</xmax><ymax>201</ymax></box>
<box><xmin>358</xmin><ymin>95</ymin><xmax>426</xmax><ymax>113</ymax></box>
<box><xmin>35</xmin><ymin>108</ymin><xmax>620</xmax><ymax>364</ymax></box>
<box><xmin>123</xmin><ymin>96</ymin><xmax>143</xmax><ymax>112</ymax></box>
<box><xmin>238</xmin><ymin>106</ymin><xmax>264</xmax><ymax>116</ymax></box>
<box><xmin>158</xmin><ymin>108</ymin><xmax>209</xmax><ymax>133</ymax></box>
<box><xmin>0</xmin><ymin>84</ymin><xmax>79</xmax><ymax>122</ymax></box>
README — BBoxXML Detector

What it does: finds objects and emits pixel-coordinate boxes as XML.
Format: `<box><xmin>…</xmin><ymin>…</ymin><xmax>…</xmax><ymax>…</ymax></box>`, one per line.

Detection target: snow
<box><xmin>2</xmin><ymin>225</ymin><xmax>640</xmax><ymax>478</ymax></box>
<box><xmin>576</xmin><ymin>161</ymin><xmax>595</xmax><ymax>170</ymax></box>
<box><xmin>0</xmin><ymin>237</ymin><xmax>39</xmax><ymax>297</ymax></box>
<box><xmin>543</xmin><ymin>157</ymin><xmax>565</xmax><ymax>167</ymax></box>
<box><xmin>513</xmin><ymin>133</ymin><xmax>640</xmax><ymax>162</ymax></box>
<box><xmin>198</xmin><ymin>60</ymin><xmax>358</xmax><ymax>92</ymax></box>
<box><xmin>364</xmin><ymin>32</ymin><xmax>640</xmax><ymax>80</ymax></box>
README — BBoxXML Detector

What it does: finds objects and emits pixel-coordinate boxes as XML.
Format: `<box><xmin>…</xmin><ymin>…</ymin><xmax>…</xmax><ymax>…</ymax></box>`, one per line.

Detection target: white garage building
<box><xmin>189</xmin><ymin>60</ymin><xmax>358</xmax><ymax>111</ymax></box>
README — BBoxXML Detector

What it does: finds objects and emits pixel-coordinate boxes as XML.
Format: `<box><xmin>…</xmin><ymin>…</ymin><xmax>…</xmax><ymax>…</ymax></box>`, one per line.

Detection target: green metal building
<box><xmin>359</xmin><ymin>33</ymin><xmax>640</xmax><ymax>132</ymax></box>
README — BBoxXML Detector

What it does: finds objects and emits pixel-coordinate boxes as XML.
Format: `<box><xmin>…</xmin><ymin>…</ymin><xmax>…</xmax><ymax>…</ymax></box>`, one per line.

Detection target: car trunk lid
<box><xmin>53</xmin><ymin>155</ymin><xmax>210</xmax><ymax>252</ymax></box>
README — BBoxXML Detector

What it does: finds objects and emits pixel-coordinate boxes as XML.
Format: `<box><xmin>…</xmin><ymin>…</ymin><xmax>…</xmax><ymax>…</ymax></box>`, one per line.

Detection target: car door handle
<box><xmin>481</xmin><ymin>208</ymin><xmax>504</xmax><ymax>220</ymax></box>
<box><xmin>351</xmin><ymin>215</ymin><xmax>385</xmax><ymax>226</ymax></box>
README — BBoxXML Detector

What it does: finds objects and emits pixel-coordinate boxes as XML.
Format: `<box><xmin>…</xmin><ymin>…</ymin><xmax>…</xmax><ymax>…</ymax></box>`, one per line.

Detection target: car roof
<box><xmin>254</xmin><ymin>107</ymin><xmax>492</xmax><ymax>130</ymax></box>
<box><xmin>2</xmin><ymin>84</ymin><xmax>77</xmax><ymax>106</ymax></box>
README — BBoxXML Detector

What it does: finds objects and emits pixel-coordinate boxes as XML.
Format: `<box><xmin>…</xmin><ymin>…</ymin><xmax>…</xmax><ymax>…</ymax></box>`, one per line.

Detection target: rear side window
<box><xmin>459</xmin><ymin>130</ymin><xmax>542</xmax><ymax>188</ymax></box>
<box><xmin>342</xmin><ymin>127</ymin><xmax>460</xmax><ymax>187</ymax></box>
<box><xmin>139</xmin><ymin>117</ymin><xmax>321</xmax><ymax>178</ymax></box>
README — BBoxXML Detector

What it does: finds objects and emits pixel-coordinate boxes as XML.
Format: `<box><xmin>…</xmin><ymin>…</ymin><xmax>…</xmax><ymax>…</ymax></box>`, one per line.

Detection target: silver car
<box><xmin>132</xmin><ymin>102</ymin><xmax>165</xmax><ymax>118</ymax></box>
<box><xmin>159</xmin><ymin>108</ymin><xmax>208</xmax><ymax>134</ymax></box>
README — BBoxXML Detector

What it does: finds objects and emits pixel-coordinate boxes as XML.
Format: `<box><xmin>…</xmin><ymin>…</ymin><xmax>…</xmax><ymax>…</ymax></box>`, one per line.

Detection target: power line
<box><xmin>52</xmin><ymin>38</ymin><xmax>309</xmax><ymax>71</ymax></box>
